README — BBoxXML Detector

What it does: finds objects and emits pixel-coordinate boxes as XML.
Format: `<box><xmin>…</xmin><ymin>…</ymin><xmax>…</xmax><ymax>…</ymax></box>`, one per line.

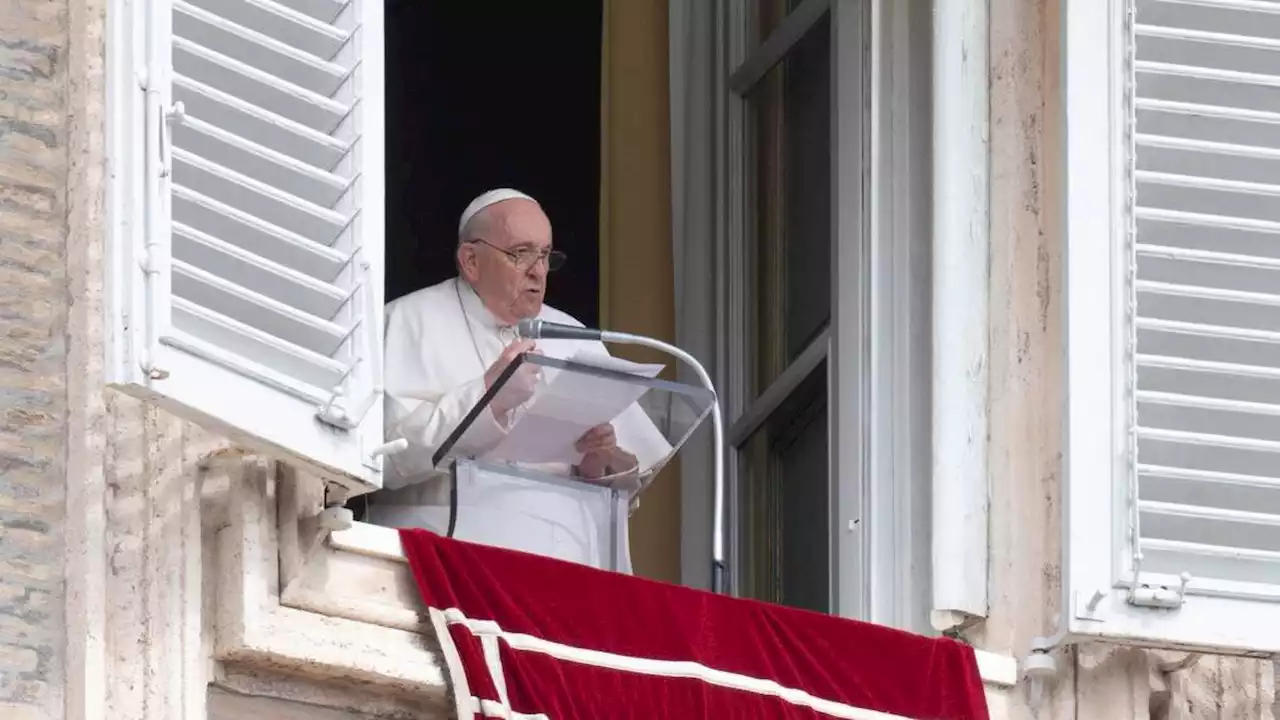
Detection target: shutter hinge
<box><xmin>315</xmin><ymin>385</ymin><xmax>383</xmax><ymax>431</ymax></box>
<box><xmin>1127</xmin><ymin>572</ymin><xmax>1192</xmax><ymax>610</ymax></box>
<box><xmin>363</xmin><ymin>438</ymin><xmax>408</xmax><ymax>472</ymax></box>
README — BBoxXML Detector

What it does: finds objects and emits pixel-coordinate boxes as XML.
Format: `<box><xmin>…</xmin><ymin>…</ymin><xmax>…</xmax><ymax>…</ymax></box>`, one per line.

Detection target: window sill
<box><xmin>324</xmin><ymin>521</ymin><xmax>1021</xmax><ymax>690</ymax></box>
<box><xmin>974</xmin><ymin>650</ymin><xmax>1018</xmax><ymax>688</ymax></box>
<box><xmin>215</xmin><ymin>467</ymin><xmax>447</xmax><ymax>708</ymax></box>
<box><xmin>329</xmin><ymin>520</ymin><xmax>406</xmax><ymax>562</ymax></box>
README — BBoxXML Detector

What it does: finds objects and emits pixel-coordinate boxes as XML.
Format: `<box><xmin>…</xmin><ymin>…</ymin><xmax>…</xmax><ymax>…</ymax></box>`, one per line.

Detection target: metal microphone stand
<box><xmin>596</xmin><ymin>330</ymin><xmax>728</xmax><ymax>596</ymax></box>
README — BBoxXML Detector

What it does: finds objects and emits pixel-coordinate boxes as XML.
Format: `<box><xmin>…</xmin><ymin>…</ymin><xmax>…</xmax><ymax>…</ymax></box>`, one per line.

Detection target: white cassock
<box><xmin>369</xmin><ymin>276</ymin><xmax>671</xmax><ymax>573</ymax></box>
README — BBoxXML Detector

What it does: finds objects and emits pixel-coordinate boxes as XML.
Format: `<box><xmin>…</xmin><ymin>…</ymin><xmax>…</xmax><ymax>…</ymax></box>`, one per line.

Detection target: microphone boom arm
<box><xmin>599</xmin><ymin>330</ymin><xmax>728</xmax><ymax>596</ymax></box>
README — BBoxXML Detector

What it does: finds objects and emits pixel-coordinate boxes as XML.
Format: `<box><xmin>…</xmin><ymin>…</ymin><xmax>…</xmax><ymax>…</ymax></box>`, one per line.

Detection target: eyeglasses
<box><xmin>469</xmin><ymin>238</ymin><xmax>566</xmax><ymax>272</ymax></box>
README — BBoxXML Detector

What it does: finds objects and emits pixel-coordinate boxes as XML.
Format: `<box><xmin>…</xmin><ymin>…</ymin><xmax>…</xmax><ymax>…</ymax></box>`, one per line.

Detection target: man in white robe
<box><xmin>369</xmin><ymin>189</ymin><xmax>670</xmax><ymax>574</ymax></box>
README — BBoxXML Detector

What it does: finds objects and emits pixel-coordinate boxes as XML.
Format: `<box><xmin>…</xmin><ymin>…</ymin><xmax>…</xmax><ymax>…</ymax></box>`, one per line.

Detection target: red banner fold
<box><xmin>399</xmin><ymin>528</ymin><xmax>990</xmax><ymax>720</ymax></box>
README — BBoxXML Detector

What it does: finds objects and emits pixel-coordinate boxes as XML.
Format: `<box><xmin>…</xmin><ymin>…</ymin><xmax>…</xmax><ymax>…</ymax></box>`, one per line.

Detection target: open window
<box><xmin>720</xmin><ymin>0</ymin><xmax>883</xmax><ymax>622</ymax></box>
<box><xmin>729</xmin><ymin>0</ymin><xmax>838</xmax><ymax>614</ymax></box>
<box><xmin>688</xmin><ymin>0</ymin><xmax>931</xmax><ymax>629</ymax></box>
<box><xmin>106</xmin><ymin>0</ymin><xmax>389</xmax><ymax>493</ymax></box>
<box><xmin>106</xmin><ymin>0</ymin><xmax>607</xmax><ymax>498</ymax></box>
<box><xmin>1065</xmin><ymin>0</ymin><xmax>1280</xmax><ymax>655</ymax></box>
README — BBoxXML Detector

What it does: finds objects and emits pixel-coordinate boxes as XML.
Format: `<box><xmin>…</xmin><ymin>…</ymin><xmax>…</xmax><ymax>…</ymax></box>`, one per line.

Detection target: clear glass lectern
<box><xmin>430</xmin><ymin>351</ymin><xmax>715</xmax><ymax>572</ymax></box>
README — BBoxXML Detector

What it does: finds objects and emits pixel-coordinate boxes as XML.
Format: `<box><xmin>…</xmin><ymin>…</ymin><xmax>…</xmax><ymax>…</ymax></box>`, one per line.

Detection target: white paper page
<box><xmin>483</xmin><ymin>351</ymin><xmax>666</xmax><ymax>466</ymax></box>
<box><xmin>536</xmin><ymin>349</ymin><xmax>664</xmax><ymax>384</ymax></box>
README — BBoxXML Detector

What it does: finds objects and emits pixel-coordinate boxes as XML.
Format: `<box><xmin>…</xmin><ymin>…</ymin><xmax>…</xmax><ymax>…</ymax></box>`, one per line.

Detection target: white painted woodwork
<box><xmin>105</xmin><ymin>0</ymin><xmax>389</xmax><ymax>493</ymax></box>
<box><xmin>1066</xmin><ymin>0</ymin><xmax>1280</xmax><ymax>656</ymax></box>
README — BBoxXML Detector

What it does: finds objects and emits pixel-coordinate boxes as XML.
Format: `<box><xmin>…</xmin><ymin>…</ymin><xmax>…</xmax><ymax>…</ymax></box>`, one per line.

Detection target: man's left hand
<box><xmin>574</xmin><ymin>424</ymin><xmax>638</xmax><ymax>479</ymax></box>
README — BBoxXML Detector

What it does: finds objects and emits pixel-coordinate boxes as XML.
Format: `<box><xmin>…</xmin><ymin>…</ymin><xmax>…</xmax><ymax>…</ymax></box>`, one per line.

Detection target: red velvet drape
<box><xmin>399</xmin><ymin>528</ymin><xmax>990</xmax><ymax>719</ymax></box>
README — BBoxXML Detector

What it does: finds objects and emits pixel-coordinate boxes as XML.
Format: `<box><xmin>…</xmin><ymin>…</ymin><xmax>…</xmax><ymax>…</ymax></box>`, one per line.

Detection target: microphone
<box><xmin>516</xmin><ymin>318</ymin><xmax>603</xmax><ymax>342</ymax></box>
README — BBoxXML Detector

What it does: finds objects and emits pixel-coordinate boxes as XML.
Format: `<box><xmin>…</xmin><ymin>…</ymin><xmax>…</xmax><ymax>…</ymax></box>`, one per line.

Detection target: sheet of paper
<box><xmin>535</xmin><ymin>349</ymin><xmax>664</xmax><ymax>384</ymax></box>
<box><xmin>483</xmin><ymin>350</ymin><xmax>665</xmax><ymax>466</ymax></box>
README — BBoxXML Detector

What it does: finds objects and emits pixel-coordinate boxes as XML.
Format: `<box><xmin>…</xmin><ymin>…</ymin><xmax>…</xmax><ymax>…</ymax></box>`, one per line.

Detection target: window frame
<box><xmin>723</xmin><ymin>0</ymin><xmax>845</xmax><ymax>617</ymax></box>
<box><xmin>1063</xmin><ymin>0</ymin><xmax>1280</xmax><ymax>656</ymax></box>
<box><xmin>696</xmin><ymin>0</ymin><xmax>933</xmax><ymax>631</ymax></box>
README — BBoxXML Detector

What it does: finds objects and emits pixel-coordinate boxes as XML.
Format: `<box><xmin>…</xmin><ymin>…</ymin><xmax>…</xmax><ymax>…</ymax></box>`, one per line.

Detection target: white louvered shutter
<box><xmin>1065</xmin><ymin>0</ymin><xmax>1280</xmax><ymax>655</ymax></box>
<box><xmin>107</xmin><ymin>0</ymin><xmax>390</xmax><ymax>492</ymax></box>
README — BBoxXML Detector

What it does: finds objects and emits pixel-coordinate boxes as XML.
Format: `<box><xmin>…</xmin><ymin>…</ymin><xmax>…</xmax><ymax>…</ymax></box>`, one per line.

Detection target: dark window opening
<box><xmin>356</xmin><ymin>2</ymin><xmax>603</xmax><ymax>521</ymax></box>
<box><xmin>385</xmin><ymin>0</ymin><xmax>603</xmax><ymax>328</ymax></box>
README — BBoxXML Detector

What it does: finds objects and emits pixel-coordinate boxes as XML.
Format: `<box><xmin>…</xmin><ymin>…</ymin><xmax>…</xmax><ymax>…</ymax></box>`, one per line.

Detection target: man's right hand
<box><xmin>485</xmin><ymin>338</ymin><xmax>539</xmax><ymax>423</ymax></box>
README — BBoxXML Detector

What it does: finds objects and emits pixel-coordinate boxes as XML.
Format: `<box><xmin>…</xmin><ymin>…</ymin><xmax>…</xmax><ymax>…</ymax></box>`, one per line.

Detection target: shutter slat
<box><xmin>172</xmin><ymin>148</ymin><xmax>348</xmax><ymax>242</ymax></box>
<box><xmin>174</xmin><ymin>115</ymin><xmax>350</xmax><ymax>209</ymax></box>
<box><xmin>1156</xmin><ymin>0</ymin><xmax>1280</xmax><ymax>17</ymax></box>
<box><xmin>1139</xmin><ymin>390</ymin><xmax>1280</xmax><ymax>417</ymax></box>
<box><xmin>184</xmin><ymin>0</ymin><xmax>349</xmax><ymax>59</ymax></box>
<box><xmin>172</xmin><ymin>259</ymin><xmax>351</xmax><ymax>357</ymax></box>
<box><xmin>174</xmin><ymin>76</ymin><xmax>348</xmax><ymax>169</ymax></box>
<box><xmin>1137</xmin><ymin>243</ymin><xmax>1280</xmax><ymax>270</ymax></box>
<box><xmin>1138</xmin><ymin>60</ymin><xmax>1280</xmax><ymax>88</ymax></box>
<box><xmin>1140</xmin><ymin>463</ymin><xmax>1280</xmax><ymax>491</ymax></box>
<box><xmin>170</xmin><ymin>297</ymin><xmax>345</xmax><ymax>394</ymax></box>
<box><xmin>175</xmin><ymin>0</ymin><xmax>347</xmax><ymax>97</ymax></box>
<box><xmin>272</xmin><ymin>0</ymin><xmax>350</xmax><ymax>25</ymax></box>
<box><xmin>1137</xmin><ymin>279</ymin><xmax>1280</xmax><ymax>307</ymax></box>
<box><xmin>1142</xmin><ymin>500</ymin><xmax>1280</xmax><ymax>528</ymax></box>
<box><xmin>164</xmin><ymin>325</ymin><xmax>333</xmax><ymax>405</ymax></box>
<box><xmin>1142</xmin><ymin>503</ymin><xmax>1280</xmax><ymax>569</ymax></box>
<box><xmin>173</xmin><ymin>221</ymin><xmax>348</xmax><ymax>319</ymax></box>
<box><xmin>173</xmin><ymin>186</ymin><xmax>349</xmax><ymax>280</ymax></box>
<box><xmin>1138</xmin><ymin>354</ymin><xmax>1280</xmax><ymax>381</ymax></box>
<box><xmin>1138</xmin><ymin>317</ymin><xmax>1280</xmax><ymax>349</ymax></box>
<box><xmin>1137</xmin><ymin>169</ymin><xmax>1280</xmax><ymax>197</ymax></box>
<box><xmin>1145</xmin><ymin>538</ymin><xmax>1280</xmax><ymax>563</ymax></box>
<box><xmin>174</xmin><ymin>36</ymin><xmax>348</xmax><ymax>133</ymax></box>
<box><xmin>1137</xmin><ymin>134</ymin><xmax>1280</xmax><ymax>162</ymax></box>
<box><xmin>1141</xmin><ymin>538</ymin><xmax>1280</xmax><ymax>589</ymax></box>
<box><xmin>1138</xmin><ymin>23</ymin><xmax>1280</xmax><ymax>51</ymax></box>
<box><xmin>1138</xmin><ymin>206</ymin><xmax>1280</xmax><ymax>234</ymax></box>
<box><xmin>1138</xmin><ymin>97</ymin><xmax>1280</xmax><ymax>124</ymax></box>
<box><xmin>1139</xmin><ymin>427</ymin><xmax>1280</xmax><ymax>455</ymax></box>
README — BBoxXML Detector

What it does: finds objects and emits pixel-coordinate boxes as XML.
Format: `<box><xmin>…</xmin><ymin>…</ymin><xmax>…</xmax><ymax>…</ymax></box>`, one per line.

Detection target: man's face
<box><xmin>459</xmin><ymin>200</ymin><xmax>553</xmax><ymax>325</ymax></box>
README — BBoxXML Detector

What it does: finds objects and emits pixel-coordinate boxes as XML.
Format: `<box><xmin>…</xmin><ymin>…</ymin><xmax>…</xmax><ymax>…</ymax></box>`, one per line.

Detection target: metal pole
<box><xmin>602</xmin><ymin>330</ymin><xmax>728</xmax><ymax>594</ymax></box>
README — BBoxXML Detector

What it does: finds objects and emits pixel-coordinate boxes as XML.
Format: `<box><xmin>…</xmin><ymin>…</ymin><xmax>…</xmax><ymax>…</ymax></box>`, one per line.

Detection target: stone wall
<box><xmin>981</xmin><ymin>0</ymin><xmax>1277</xmax><ymax>717</ymax></box>
<box><xmin>0</xmin><ymin>3</ymin><xmax>230</xmax><ymax>719</ymax></box>
<box><xmin>208</xmin><ymin>688</ymin><xmax>382</xmax><ymax>720</ymax></box>
<box><xmin>0</xmin><ymin>1</ymin><xmax>69</xmax><ymax>717</ymax></box>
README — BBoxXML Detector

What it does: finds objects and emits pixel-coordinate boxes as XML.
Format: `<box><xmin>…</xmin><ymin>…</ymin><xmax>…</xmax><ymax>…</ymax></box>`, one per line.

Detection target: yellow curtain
<box><xmin>598</xmin><ymin>0</ymin><xmax>679</xmax><ymax>584</ymax></box>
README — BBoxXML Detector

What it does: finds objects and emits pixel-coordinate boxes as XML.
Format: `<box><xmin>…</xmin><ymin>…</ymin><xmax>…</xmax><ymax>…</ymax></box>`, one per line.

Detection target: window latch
<box><xmin>159</xmin><ymin>100</ymin><xmax>185</xmax><ymax>178</ymax></box>
<box><xmin>316</xmin><ymin>385</ymin><xmax>382</xmax><ymax>430</ymax></box>
<box><xmin>1127</xmin><ymin>572</ymin><xmax>1192</xmax><ymax>610</ymax></box>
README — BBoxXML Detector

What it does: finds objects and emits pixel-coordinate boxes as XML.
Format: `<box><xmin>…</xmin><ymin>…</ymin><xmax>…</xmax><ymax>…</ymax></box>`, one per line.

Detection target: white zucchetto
<box><xmin>457</xmin><ymin>188</ymin><xmax>537</xmax><ymax>237</ymax></box>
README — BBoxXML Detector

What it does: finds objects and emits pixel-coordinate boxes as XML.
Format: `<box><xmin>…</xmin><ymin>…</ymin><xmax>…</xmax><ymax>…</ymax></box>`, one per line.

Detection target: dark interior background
<box><xmin>385</xmin><ymin>0</ymin><xmax>603</xmax><ymax>328</ymax></box>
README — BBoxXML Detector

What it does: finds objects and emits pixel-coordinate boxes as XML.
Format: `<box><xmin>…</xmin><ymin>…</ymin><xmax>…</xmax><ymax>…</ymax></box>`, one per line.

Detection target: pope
<box><xmin>367</xmin><ymin>189</ymin><xmax>669</xmax><ymax>573</ymax></box>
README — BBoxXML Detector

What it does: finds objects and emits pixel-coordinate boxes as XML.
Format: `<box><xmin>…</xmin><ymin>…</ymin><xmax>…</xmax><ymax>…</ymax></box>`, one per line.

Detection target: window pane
<box><xmin>747</xmin><ymin>16</ymin><xmax>831</xmax><ymax>397</ymax></box>
<box><xmin>738</xmin><ymin>363</ymin><xmax>830</xmax><ymax>613</ymax></box>
<box><xmin>751</xmin><ymin>0</ymin><xmax>808</xmax><ymax>46</ymax></box>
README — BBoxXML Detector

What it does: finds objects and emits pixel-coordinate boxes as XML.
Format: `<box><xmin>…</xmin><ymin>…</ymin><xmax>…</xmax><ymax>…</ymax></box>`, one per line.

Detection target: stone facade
<box><xmin>0</xmin><ymin>0</ymin><xmax>1276</xmax><ymax>718</ymax></box>
<box><xmin>980</xmin><ymin>1</ymin><xmax>1276</xmax><ymax>717</ymax></box>
<box><xmin>1</xmin><ymin>1</ymin><xmax>71</xmax><ymax>717</ymax></box>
